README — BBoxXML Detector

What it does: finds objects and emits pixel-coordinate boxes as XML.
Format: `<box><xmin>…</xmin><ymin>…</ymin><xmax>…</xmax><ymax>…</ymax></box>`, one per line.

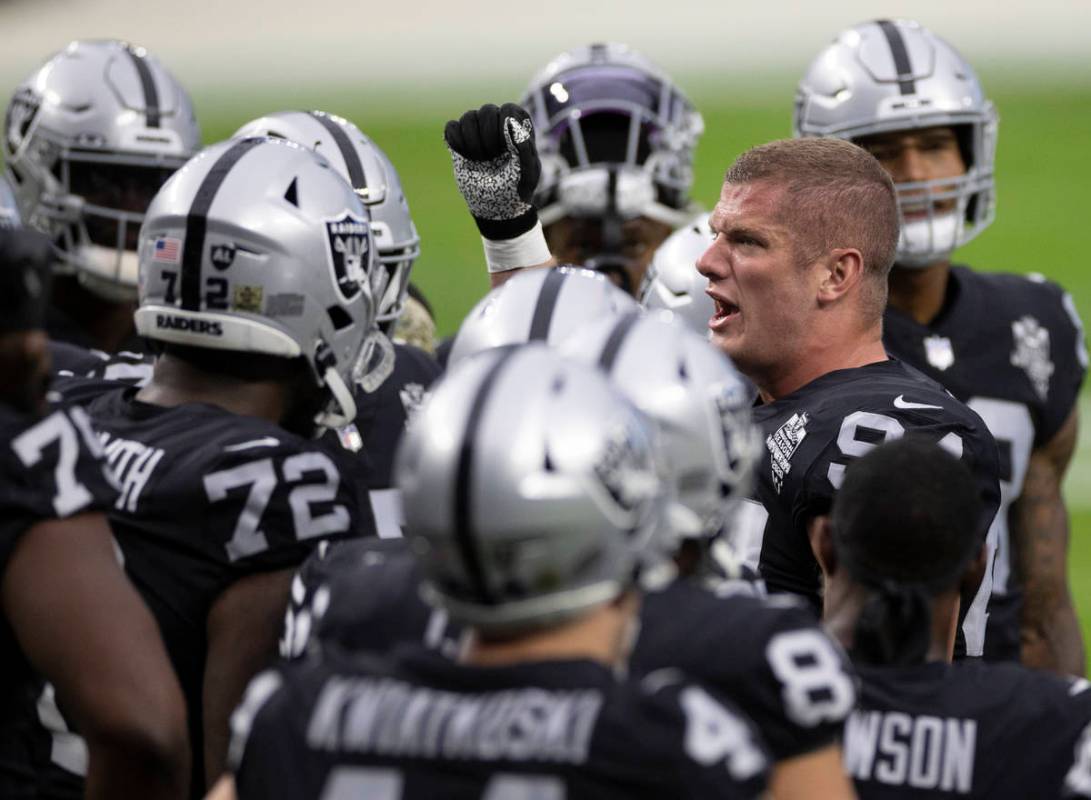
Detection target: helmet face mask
<box><xmin>794</xmin><ymin>19</ymin><xmax>997</xmax><ymax>267</ymax></box>
<box><xmin>233</xmin><ymin>111</ymin><xmax>420</xmax><ymax>332</ymax></box>
<box><xmin>134</xmin><ymin>137</ymin><xmax>381</xmax><ymax>432</ymax></box>
<box><xmin>523</xmin><ymin>43</ymin><xmax>703</xmax><ymax>289</ymax></box>
<box><xmin>3</xmin><ymin>41</ymin><xmax>201</xmax><ymax>300</ymax></box>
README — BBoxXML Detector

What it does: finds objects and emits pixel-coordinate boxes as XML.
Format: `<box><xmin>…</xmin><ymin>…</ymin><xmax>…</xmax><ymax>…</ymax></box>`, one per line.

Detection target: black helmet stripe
<box><xmin>125</xmin><ymin>46</ymin><xmax>161</xmax><ymax>128</ymax></box>
<box><xmin>454</xmin><ymin>346</ymin><xmax>520</xmax><ymax>604</ymax></box>
<box><xmin>528</xmin><ymin>269</ymin><xmax>567</xmax><ymax>341</ymax></box>
<box><xmin>875</xmin><ymin>19</ymin><xmax>917</xmax><ymax>95</ymax></box>
<box><xmin>180</xmin><ymin>138</ymin><xmax>263</xmax><ymax>310</ymax></box>
<box><xmin>597</xmin><ymin>310</ymin><xmax>642</xmax><ymax>372</ymax></box>
<box><xmin>307</xmin><ymin>112</ymin><xmax>368</xmax><ymax>193</ymax></box>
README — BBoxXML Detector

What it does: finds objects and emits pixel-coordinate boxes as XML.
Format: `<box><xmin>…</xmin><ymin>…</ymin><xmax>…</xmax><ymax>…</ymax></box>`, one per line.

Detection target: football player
<box><xmin>796</xmin><ymin>19</ymin><xmax>1086</xmax><ymax>673</ymax></box>
<box><xmin>698</xmin><ymin>137</ymin><xmax>1002</xmax><ymax>657</ymax></box>
<box><xmin>0</xmin><ymin>229</ymin><xmax>189</xmax><ymax>799</ymax></box>
<box><xmin>52</xmin><ymin>137</ymin><xmax>380</xmax><ymax>795</ymax></box>
<box><xmin>815</xmin><ymin>437</ymin><xmax>1091</xmax><ymax>798</ymax></box>
<box><xmin>284</xmin><ymin>308</ymin><xmax>859</xmax><ymax>799</ymax></box>
<box><xmin>522</xmin><ymin>42</ymin><xmax>703</xmax><ymax>295</ymax></box>
<box><xmin>3</xmin><ymin>40</ymin><xmax>201</xmax><ymax>358</ymax></box>
<box><xmin>219</xmin><ymin>345</ymin><xmax>771</xmax><ymax>800</ymax></box>
<box><xmin>232</xmin><ymin>111</ymin><xmax>439</xmax><ymax>535</ymax></box>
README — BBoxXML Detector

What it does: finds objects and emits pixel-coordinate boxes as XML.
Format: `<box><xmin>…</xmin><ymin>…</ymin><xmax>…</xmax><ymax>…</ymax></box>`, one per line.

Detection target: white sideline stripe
<box><xmin>1063</xmin><ymin>396</ymin><xmax>1091</xmax><ymax>511</ymax></box>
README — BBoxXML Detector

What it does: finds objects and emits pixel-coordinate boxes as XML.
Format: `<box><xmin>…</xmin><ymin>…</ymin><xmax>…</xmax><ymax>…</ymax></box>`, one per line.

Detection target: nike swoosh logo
<box><xmin>893</xmin><ymin>395</ymin><xmax>943</xmax><ymax>411</ymax></box>
<box><xmin>224</xmin><ymin>436</ymin><xmax>281</xmax><ymax>452</ymax></box>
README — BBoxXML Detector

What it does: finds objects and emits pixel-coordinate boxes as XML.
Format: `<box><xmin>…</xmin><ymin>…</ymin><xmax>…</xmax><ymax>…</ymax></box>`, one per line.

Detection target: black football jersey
<box><xmin>283</xmin><ymin>537</ymin><xmax>857</xmax><ymax>764</ymax></box>
<box><xmin>231</xmin><ymin>644</ymin><xmax>771</xmax><ymax>799</ymax></box>
<box><xmin>845</xmin><ymin>659</ymin><xmax>1091</xmax><ymax>798</ymax></box>
<box><xmin>740</xmin><ymin>358</ymin><xmax>1001</xmax><ymax>657</ymax></box>
<box><xmin>883</xmin><ymin>267</ymin><xmax>1088</xmax><ymax>661</ymax></box>
<box><xmin>0</xmin><ymin>401</ymin><xmax>120</xmax><ymax>798</ymax></box>
<box><xmin>52</xmin><ymin>379</ymin><xmax>376</xmax><ymax>790</ymax></box>
<box><xmin>327</xmin><ymin>343</ymin><xmax>440</xmax><ymax>539</ymax></box>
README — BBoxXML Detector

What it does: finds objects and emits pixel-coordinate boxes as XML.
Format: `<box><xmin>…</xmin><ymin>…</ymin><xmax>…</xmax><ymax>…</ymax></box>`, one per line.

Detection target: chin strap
<box><xmin>314</xmin><ymin>365</ymin><xmax>358</xmax><ymax>432</ymax></box>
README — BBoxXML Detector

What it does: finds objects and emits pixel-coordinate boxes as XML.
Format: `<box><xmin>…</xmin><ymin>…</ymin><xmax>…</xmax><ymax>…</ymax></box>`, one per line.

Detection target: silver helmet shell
<box><xmin>3</xmin><ymin>40</ymin><xmax>201</xmax><ymax>299</ymax></box>
<box><xmin>447</xmin><ymin>266</ymin><xmax>639</xmax><ymax>368</ymax></box>
<box><xmin>522</xmin><ymin>42</ymin><xmax>703</xmax><ymax>229</ymax></box>
<box><xmin>794</xmin><ymin>19</ymin><xmax>997</xmax><ymax>267</ymax></box>
<box><xmin>0</xmin><ymin>175</ymin><xmax>20</xmax><ymax>229</ymax></box>
<box><xmin>134</xmin><ymin>137</ymin><xmax>380</xmax><ymax>429</ymax></box>
<box><xmin>639</xmin><ymin>212</ymin><xmax>715</xmax><ymax>335</ymax></box>
<box><xmin>232</xmin><ymin>111</ymin><xmax>419</xmax><ymax>331</ymax></box>
<box><xmin>395</xmin><ymin>343</ymin><xmax>665</xmax><ymax>635</ymax></box>
<box><xmin>561</xmin><ymin>310</ymin><xmax>759</xmax><ymax>550</ymax></box>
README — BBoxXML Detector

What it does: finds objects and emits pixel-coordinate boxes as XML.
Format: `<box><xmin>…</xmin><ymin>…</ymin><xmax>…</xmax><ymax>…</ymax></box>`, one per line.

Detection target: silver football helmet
<box><xmin>134</xmin><ymin>137</ymin><xmax>380</xmax><ymax>429</ymax></box>
<box><xmin>447</xmin><ymin>266</ymin><xmax>639</xmax><ymax>368</ymax></box>
<box><xmin>522</xmin><ymin>42</ymin><xmax>703</xmax><ymax>229</ymax></box>
<box><xmin>3</xmin><ymin>40</ymin><xmax>200</xmax><ymax>299</ymax></box>
<box><xmin>0</xmin><ymin>175</ymin><xmax>21</xmax><ymax>229</ymax></box>
<box><xmin>794</xmin><ymin>19</ymin><xmax>997</xmax><ymax>267</ymax></box>
<box><xmin>639</xmin><ymin>212</ymin><xmax>715</xmax><ymax>335</ymax></box>
<box><xmin>561</xmin><ymin>311</ymin><xmax>759</xmax><ymax>551</ymax></box>
<box><xmin>395</xmin><ymin>343</ymin><xmax>665</xmax><ymax>634</ymax></box>
<box><xmin>232</xmin><ymin>111</ymin><xmax>419</xmax><ymax>332</ymax></box>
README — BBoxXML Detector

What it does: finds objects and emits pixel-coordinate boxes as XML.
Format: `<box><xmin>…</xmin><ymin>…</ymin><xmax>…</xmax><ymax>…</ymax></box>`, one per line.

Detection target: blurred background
<box><xmin>3</xmin><ymin>0</ymin><xmax>1091</xmax><ymax>649</ymax></box>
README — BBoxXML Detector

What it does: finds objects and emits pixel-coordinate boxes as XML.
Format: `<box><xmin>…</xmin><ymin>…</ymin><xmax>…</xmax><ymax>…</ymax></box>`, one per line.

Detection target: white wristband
<box><xmin>481</xmin><ymin>220</ymin><xmax>552</xmax><ymax>274</ymax></box>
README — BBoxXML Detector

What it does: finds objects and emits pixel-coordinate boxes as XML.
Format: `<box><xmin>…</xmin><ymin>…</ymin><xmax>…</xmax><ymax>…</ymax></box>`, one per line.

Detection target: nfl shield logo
<box><xmin>924</xmin><ymin>335</ymin><xmax>955</xmax><ymax>371</ymax></box>
<box><xmin>324</xmin><ymin>211</ymin><xmax>370</xmax><ymax>301</ymax></box>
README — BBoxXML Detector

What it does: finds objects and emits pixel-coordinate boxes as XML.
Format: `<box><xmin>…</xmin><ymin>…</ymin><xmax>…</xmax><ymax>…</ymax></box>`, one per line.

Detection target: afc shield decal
<box><xmin>324</xmin><ymin>211</ymin><xmax>370</xmax><ymax>301</ymax></box>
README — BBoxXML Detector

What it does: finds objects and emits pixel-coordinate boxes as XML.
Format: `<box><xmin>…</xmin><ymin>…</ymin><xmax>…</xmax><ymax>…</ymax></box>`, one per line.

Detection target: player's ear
<box><xmin>808</xmin><ymin>514</ymin><xmax>838</xmax><ymax>579</ymax></box>
<box><xmin>816</xmin><ymin>247</ymin><xmax>864</xmax><ymax>306</ymax></box>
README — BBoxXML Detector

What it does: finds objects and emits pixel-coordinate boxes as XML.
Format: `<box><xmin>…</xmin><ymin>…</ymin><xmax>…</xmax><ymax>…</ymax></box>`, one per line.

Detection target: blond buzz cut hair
<box><xmin>725</xmin><ymin>138</ymin><xmax>899</xmax><ymax>319</ymax></box>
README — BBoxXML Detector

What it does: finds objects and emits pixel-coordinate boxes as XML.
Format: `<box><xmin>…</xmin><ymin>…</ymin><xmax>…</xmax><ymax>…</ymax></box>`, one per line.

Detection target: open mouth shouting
<box><xmin>708</xmin><ymin>292</ymin><xmax>740</xmax><ymax>332</ymax></box>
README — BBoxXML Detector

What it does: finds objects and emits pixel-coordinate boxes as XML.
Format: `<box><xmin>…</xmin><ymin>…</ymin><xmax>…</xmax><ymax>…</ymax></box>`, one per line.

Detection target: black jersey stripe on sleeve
<box><xmin>307</xmin><ymin>112</ymin><xmax>368</xmax><ymax>194</ymax></box>
<box><xmin>528</xmin><ymin>269</ymin><xmax>567</xmax><ymax>341</ymax></box>
<box><xmin>875</xmin><ymin>19</ymin><xmax>917</xmax><ymax>95</ymax></box>
<box><xmin>180</xmin><ymin>138</ymin><xmax>263</xmax><ymax>310</ymax></box>
<box><xmin>125</xmin><ymin>46</ymin><xmax>161</xmax><ymax>128</ymax></box>
<box><xmin>453</xmin><ymin>347</ymin><xmax>519</xmax><ymax>604</ymax></box>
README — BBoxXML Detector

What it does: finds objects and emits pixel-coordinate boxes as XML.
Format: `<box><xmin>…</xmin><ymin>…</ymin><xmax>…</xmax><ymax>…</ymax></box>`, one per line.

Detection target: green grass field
<box><xmin>197</xmin><ymin>78</ymin><xmax>1091</xmax><ymax>662</ymax></box>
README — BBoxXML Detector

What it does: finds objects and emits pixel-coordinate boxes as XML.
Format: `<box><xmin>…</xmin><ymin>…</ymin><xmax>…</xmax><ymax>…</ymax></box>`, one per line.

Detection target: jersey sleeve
<box><xmin>1033</xmin><ymin>277</ymin><xmax>1087</xmax><ymax>445</ymax></box>
<box><xmin>727</xmin><ymin>597</ymin><xmax>858</xmax><ymax>761</ymax></box>
<box><xmin>201</xmin><ymin>437</ymin><xmax>376</xmax><ymax>577</ymax></box>
<box><xmin>641</xmin><ymin>672</ymin><xmax>771</xmax><ymax>799</ymax></box>
<box><xmin>0</xmin><ymin>406</ymin><xmax>118</xmax><ymax>573</ymax></box>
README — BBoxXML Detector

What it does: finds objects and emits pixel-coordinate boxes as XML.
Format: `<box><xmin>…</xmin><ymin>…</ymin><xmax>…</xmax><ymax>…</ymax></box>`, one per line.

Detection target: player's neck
<box><xmin>886</xmin><ymin>261</ymin><xmax>952</xmax><ymax>326</ymax></box>
<box><xmin>825</xmin><ymin>581</ymin><xmax>958</xmax><ymax>664</ymax></box>
<box><xmin>137</xmin><ymin>353</ymin><xmax>290</xmax><ymax>424</ymax></box>
<box><xmin>50</xmin><ymin>275</ymin><xmax>137</xmax><ymax>354</ymax></box>
<box><xmin>755</xmin><ymin>325</ymin><xmax>888</xmax><ymax>403</ymax></box>
<box><xmin>461</xmin><ymin>595</ymin><xmax>639</xmax><ymax>671</ymax></box>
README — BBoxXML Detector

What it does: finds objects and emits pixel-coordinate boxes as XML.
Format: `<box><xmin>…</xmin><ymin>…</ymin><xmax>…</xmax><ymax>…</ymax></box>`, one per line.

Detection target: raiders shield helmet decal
<box><xmin>324</xmin><ymin>211</ymin><xmax>371</xmax><ymax>301</ymax></box>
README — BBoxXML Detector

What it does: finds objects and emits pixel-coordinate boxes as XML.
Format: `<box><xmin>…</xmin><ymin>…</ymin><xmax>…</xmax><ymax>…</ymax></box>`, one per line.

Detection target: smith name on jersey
<box><xmin>844</xmin><ymin>660</ymin><xmax>1091</xmax><ymax>798</ymax></box>
<box><xmin>743</xmin><ymin>358</ymin><xmax>1001</xmax><ymax>655</ymax></box>
<box><xmin>0</xmin><ymin>401</ymin><xmax>119</xmax><ymax>797</ymax></box>
<box><xmin>283</xmin><ymin>537</ymin><xmax>857</xmax><ymax>764</ymax></box>
<box><xmin>884</xmin><ymin>267</ymin><xmax>1088</xmax><ymax>661</ymax></box>
<box><xmin>230</xmin><ymin>644</ymin><xmax>771</xmax><ymax>799</ymax></box>
<box><xmin>51</xmin><ymin>377</ymin><xmax>377</xmax><ymax>787</ymax></box>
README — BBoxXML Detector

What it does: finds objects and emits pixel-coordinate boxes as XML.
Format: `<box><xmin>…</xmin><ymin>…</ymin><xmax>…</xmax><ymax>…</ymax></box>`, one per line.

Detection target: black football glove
<box><xmin>444</xmin><ymin>103</ymin><xmax>542</xmax><ymax>240</ymax></box>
